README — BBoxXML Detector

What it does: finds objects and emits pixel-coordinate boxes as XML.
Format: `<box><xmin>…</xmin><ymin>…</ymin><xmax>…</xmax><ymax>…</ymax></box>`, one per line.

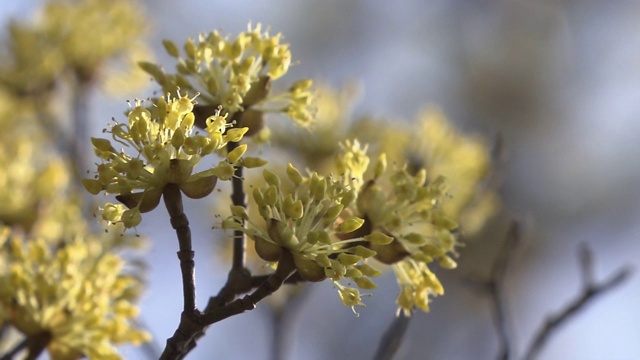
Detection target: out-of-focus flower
<box><xmin>0</xmin><ymin>227</ymin><xmax>150</xmax><ymax>359</ymax></box>
<box><xmin>0</xmin><ymin>110</ymin><xmax>70</xmax><ymax>230</ymax></box>
<box><xmin>0</xmin><ymin>0</ymin><xmax>148</xmax><ymax>96</ymax></box>
<box><xmin>83</xmin><ymin>93</ymin><xmax>260</xmax><ymax>227</ymax></box>
<box><xmin>40</xmin><ymin>0</ymin><xmax>147</xmax><ymax>81</ymax></box>
<box><xmin>141</xmin><ymin>23</ymin><xmax>315</xmax><ymax>135</ymax></box>
<box><xmin>353</xmin><ymin>107</ymin><xmax>499</xmax><ymax>234</ymax></box>
<box><xmin>272</xmin><ymin>82</ymin><xmax>360</xmax><ymax>169</ymax></box>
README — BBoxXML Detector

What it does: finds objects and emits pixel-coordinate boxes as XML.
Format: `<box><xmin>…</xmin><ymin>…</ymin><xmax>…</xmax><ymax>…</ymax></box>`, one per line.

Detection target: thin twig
<box><xmin>227</xmin><ymin>139</ymin><xmax>246</xmax><ymax>270</ymax></box>
<box><xmin>163</xmin><ymin>183</ymin><xmax>196</xmax><ymax>312</ymax></box>
<box><xmin>372</xmin><ymin>313</ymin><xmax>412</xmax><ymax>360</ymax></box>
<box><xmin>0</xmin><ymin>332</ymin><xmax>54</xmax><ymax>360</ymax></box>
<box><xmin>159</xmin><ymin>251</ymin><xmax>297</xmax><ymax>359</ymax></box>
<box><xmin>488</xmin><ymin>221</ymin><xmax>521</xmax><ymax>360</ymax></box>
<box><xmin>202</xmin><ymin>251</ymin><xmax>296</xmax><ymax>325</ymax></box>
<box><xmin>24</xmin><ymin>332</ymin><xmax>52</xmax><ymax>360</ymax></box>
<box><xmin>0</xmin><ymin>336</ymin><xmax>29</xmax><ymax>360</ymax></box>
<box><xmin>70</xmin><ymin>77</ymin><xmax>92</xmax><ymax>187</ymax></box>
<box><xmin>523</xmin><ymin>244</ymin><xmax>632</xmax><ymax>360</ymax></box>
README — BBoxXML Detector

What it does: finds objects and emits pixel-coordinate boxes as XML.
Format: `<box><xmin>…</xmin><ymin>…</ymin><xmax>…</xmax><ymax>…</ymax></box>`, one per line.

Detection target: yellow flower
<box><xmin>40</xmin><ymin>0</ymin><xmax>147</xmax><ymax>80</ymax></box>
<box><xmin>0</xmin><ymin>227</ymin><xmax>150</xmax><ymax>359</ymax></box>
<box><xmin>140</xmin><ymin>23</ymin><xmax>315</xmax><ymax>130</ymax></box>
<box><xmin>353</xmin><ymin>107</ymin><xmax>499</xmax><ymax>234</ymax></box>
<box><xmin>223</xmin><ymin>164</ymin><xmax>379</xmax><ymax>311</ymax></box>
<box><xmin>83</xmin><ymin>93</ymin><xmax>253</xmax><ymax>227</ymax></box>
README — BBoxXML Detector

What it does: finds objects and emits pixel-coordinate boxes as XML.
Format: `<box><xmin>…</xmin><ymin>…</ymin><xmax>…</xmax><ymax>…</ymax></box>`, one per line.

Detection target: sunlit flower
<box><xmin>223</xmin><ymin>164</ymin><xmax>379</xmax><ymax>313</ymax></box>
<box><xmin>140</xmin><ymin>23</ymin><xmax>315</xmax><ymax>132</ymax></box>
<box><xmin>83</xmin><ymin>93</ymin><xmax>259</xmax><ymax>227</ymax></box>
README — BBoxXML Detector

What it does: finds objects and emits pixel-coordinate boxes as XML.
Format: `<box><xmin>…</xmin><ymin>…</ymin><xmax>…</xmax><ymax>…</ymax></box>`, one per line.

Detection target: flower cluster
<box><xmin>0</xmin><ymin>227</ymin><xmax>150</xmax><ymax>359</ymax></box>
<box><xmin>0</xmin><ymin>0</ymin><xmax>147</xmax><ymax>95</ymax></box>
<box><xmin>140</xmin><ymin>23</ymin><xmax>314</xmax><ymax>129</ymax></box>
<box><xmin>223</xmin><ymin>165</ymin><xmax>382</xmax><ymax>313</ymax></box>
<box><xmin>339</xmin><ymin>145</ymin><xmax>459</xmax><ymax>315</ymax></box>
<box><xmin>83</xmin><ymin>92</ymin><xmax>264</xmax><ymax>228</ymax></box>
<box><xmin>352</xmin><ymin>107</ymin><xmax>498</xmax><ymax>234</ymax></box>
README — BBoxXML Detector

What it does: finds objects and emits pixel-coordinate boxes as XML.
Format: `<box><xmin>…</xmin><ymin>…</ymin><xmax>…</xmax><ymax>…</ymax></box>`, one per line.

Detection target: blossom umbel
<box><xmin>140</xmin><ymin>23</ymin><xmax>314</xmax><ymax>129</ymax></box>
<box><xmin>0</xmin><ymin>227</ymin><xmax>150</xmax><ymax>359</ymax></box>
<box><xmin>339</xmin><ymin>142</ymin><xmax>460</xmax><ymax>315</ymax></box>
<box><xmin>83</xmin><ymin>92</ymin><xmax>261</xmax><ymax>227</ymax></box>
<box><xmin>223</xmin><ymin>164</ymin><xmax>380</xmax><ymax>313</ymax></box>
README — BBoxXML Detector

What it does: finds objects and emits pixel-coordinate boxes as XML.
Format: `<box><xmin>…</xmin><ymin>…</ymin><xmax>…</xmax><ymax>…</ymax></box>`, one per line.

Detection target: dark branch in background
<box><xmin>372</xmin><ymin>313</ymin><xmax>412</xmax><ymax>360</ymax></box>
<box><xmin>467</xmin><ymin>220</ymin><xmax>522</xmax><ymax>360</ymax></box>
<box><xmin>469</xmin><ymin>221</ymin><xmax>633</xmax><ymax>360</ymax></box>
<box><xmin>70</xmin><ymin>77</ymin><xmax>92</xmax><ymax>186</ymax></box>
<box><xmin>523</xmin><ymin>244</ymin><xmax>632</xmax><ymax>360</ymax></box>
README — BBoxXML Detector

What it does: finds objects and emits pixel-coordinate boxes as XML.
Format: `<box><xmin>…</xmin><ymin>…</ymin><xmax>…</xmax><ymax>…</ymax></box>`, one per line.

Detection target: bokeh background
<box><xmin>3</xmin><ymin>0</ymin><xmax>640</xmax><ymax>359</ymax></box>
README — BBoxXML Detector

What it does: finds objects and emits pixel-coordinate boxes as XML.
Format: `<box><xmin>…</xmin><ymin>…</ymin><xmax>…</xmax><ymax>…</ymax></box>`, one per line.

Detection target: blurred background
<box><xmin>2</xmin><ymin>0</ymin><xmax>640</xmax><ymax>359</ymax></box>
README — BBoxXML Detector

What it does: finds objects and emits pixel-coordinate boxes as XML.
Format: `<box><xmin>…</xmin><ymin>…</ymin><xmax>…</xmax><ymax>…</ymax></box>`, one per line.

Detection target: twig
<box><xmin>159</xmin><ymin>183</ymin><xmax>201</xmax><ymax>360</ymax></box>
<box><xmin>201</xmin><ymin>251</ymin><xmax>296</xmax><ymax>325</ymax></box>
<box><xmin>523</xmin><ymin>244</ymin><xmax>632</xmax><ymax>360</ymax></box>
<box><xmin>163</xmin><ymin>183</ymin><xmax>197</xmax><ymax>312</ymax></box>
<box><xmin>489</xmin><ymin>221</ymin><xmax>521</xmax><ymax>360</ymax></box>
<box><xmin>227</xmin><ymin>137</ymin><xmax>247</xmax><ymax>271</ymax></box>
<box><xmin>0</xmin><ymin>331</ymin><xmax>53</xmax><ymax>360</ymax></box>
<box><xmin>70</xmin><ymin>77</ymin><xmax>92</xmax><ymax>187</ymax></box>
<box><xmin>24</xmin><ymin>332</ymin><xmax>51</xmax><ymax>360</ymax></box>
<box><xmin>159</xmin><ymin>251</ymin><xmax>297</xmax><ymax>359</ymax></box>
<box><xmin>468</xmin><ymin>221</ymin><xmax>521</xmax><ymax>360</ymax></box>
<box><xmin>0</xmin><ymin>336</ymin><xmax>29</xmax><ymax>360</ymax></box>
<box><xmin>372</xmin><ymin>313</ymin><xmax>412</xmax><ymax>360</ymax></box>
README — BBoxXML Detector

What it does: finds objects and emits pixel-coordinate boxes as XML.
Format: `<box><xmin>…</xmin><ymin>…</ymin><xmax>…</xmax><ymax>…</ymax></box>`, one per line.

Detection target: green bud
<box><xmin>263</xmin><ymin>168</ymin><xmax>281</xmax><ymax>187</ymax></box>
<box><xmin>286</xmin><ymin>163</ymin><xmax>303</xmax><ymax>186</ymax></box>
<box><xmin>337</xmin><ymin>253</ymin><xmax>362</xmax><ymax>266</ymax></box>
<box><xmin>336</xmin><ymin>217</ymin><xmax>364</xmax><ymax>233</ymax></box>
<box><xmin>353</xmin><ymin>276</ymin><xmax>377</xmax><ymax>290</ymax></box>
<box><xmin>352</xmin><ymin>245</ymin><xmax>376</xmax><ymax>259</ymax></box>
<box><xmin>366</xmin><ymin>231</ymin><xmax>394</xmax><ymax>245</ymax></box>
<box><xmin>227</xmin><ymin>144</ymin><xmax>247</xmax><ymax>163</ymax></box>
<box><xmin>162</xmin><ymin>39</ymin><xmax>180</xmax><ymax>57</ymax></box>
<box><xmin>356</xmin><ymin>263</ymin><xmax>382</xmax><ymax>277</ymax></box>
<box><xmin>242</xmin><ymin>157</ymin><xmax>268</xmax><ymax>168</ymax></box>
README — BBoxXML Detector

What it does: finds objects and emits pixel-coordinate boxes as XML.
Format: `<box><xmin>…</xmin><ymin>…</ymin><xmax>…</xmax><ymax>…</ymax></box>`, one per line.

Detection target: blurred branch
<box><xmin>466</xmin><ymin>220</ymin><xmax>522</xmax><ymax>360</ymax></box>
<box><xmin>487</xmin><ymin>221</ymin><xmax>521</xmax><ymax>360</ymax></box>
<box><xmin>372</xmin><ymin>313</ymin><xmax>412</xmax><ymax>360</ymax></box>
<box><xmin>0</xmin><ymin>336</ymin><xmax>29</xmax><ymax>360</ymax></box>
<box><xmin>523</xmin><ymin>244</ymin><xmax>632</xmax><ymax>360</ymax></box>
<box><xmin>70</xmin><ymin>77</ymin><xmax>92</xmax><ymax>186</ymax></box>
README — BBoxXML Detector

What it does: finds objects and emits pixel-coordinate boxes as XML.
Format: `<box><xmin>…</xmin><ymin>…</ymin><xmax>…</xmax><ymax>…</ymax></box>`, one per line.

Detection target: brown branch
<box><xmin>467</xmin><ymin>221</ymin><xmax>522</xmax><ymax>360</ymax></box>
<box><xmin>159</xmin><ymin>251</ymin><xmax>296</xmax><ymax>359</ymax></box>
<box><xmin>227</xmin><ymin>133</ymin><xmax>247</xmax><ymax>271</ymax></box>
<box><xmin>1</xmin><ymin>332</ymin><xmax>54</xmax><ymax>360</ymax></box>
<box><xmin>202</xmin><ymin>250</ymin><xmax>297</xmax><ymax>325</ymax></box>
<box><xmin>372</xmin><ymin>313</ymin><xmax>411</xmax><ymax>360</ymax></box>
<box><xmin>523</xmin><ymin>244</ymin><xmax>632</xmax><ymax>360</ymax></box>
<box><xmin>163</xmin><ymin>183</ymin><xmax>196</xmax><ymax>312</ymax></box>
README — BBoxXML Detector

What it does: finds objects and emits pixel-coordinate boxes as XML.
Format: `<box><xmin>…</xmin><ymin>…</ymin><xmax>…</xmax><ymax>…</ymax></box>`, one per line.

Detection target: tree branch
<box><xmin>372</xmin><ymin>313</ymin><xmax>411</xmax><ymax>360</ymax></box>
<box><xmin>523</xmin><ymin>244</ymin><xmax>632</xmax><ymax>360</ymax></box>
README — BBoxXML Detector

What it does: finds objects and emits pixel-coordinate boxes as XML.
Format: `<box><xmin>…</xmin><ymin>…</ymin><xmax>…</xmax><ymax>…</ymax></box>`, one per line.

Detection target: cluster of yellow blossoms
<box><xmin>140</xmin><ymin>23</ymin><xmax>314</xmax><ymax>129</ymax></box>
<box><xmin>83</xmin><ymin>93</ymin><xmax>266</xmax><ymax>228</ymax></box>
<box><xmin>267</xmin><ymin>84</ymin><xmax>498</xmax><ymax>315</ymax></box>
<box><xmin>0</xmin><ymin>0</ymin><xmax>147</xmax><ymax>95</ymax></box>
<box><xmin>221</xmin><ymin>140</ymin><xmax>460</xmax><ymax>314</ymax></box>
<box><xmin>0</xmin><ymin>225</ymin><xmax>150</xmax><ymax>359</ymax></box>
